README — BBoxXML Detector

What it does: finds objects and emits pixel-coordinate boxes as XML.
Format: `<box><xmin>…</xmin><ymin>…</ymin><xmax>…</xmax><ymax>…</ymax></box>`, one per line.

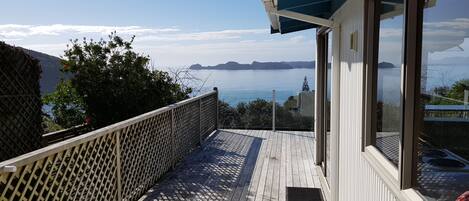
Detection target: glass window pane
<box><xmin>417</xmin><ymin>0</ymin><xmax>469</xmax><ymax>200</ymax></box>
<box><xmin>325</xmin><ymin>31</ymin><xmax>333</xmax><ymax>183</ymax></box>
<box><xmin>375</xmin><ymin>0</ymin><xmax>404</xmax><ymax>166</ymax></box>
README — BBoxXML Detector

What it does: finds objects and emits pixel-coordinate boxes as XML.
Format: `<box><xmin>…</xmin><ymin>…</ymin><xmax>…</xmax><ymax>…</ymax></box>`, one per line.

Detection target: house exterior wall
<box><xmin>329</xmin><ymin>0</ymin><xmax>398</xmax><ymax>200</ymax></box>
<box><xmin>298</xmin><ymin>91</ymin><xmax>315</xmax><ymax>117</ymax></box>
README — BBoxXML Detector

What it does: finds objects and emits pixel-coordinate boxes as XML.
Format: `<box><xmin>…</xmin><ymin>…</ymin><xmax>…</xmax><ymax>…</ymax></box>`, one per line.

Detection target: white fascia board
<box><xmin>272</xmin><ymin>9</ymin><xmax>334</xmax><ymax>28</ymax></box>
<box><xmin>262</xmin><ymin>0</ymin><xmax>280</xmax><ymax>30</ymax></box>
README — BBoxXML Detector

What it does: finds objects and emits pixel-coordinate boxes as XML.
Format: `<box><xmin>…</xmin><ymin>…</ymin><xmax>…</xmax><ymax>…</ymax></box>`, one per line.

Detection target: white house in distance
<box><xmin>262</xmin><ymin>0</ymin><xmax>469</xmax><ymax>201</ymax></box>
<box><xmin>297</xmin><ymin>90</ymin><xmax>315</xmax><ymax>117</ymax></box>
<box><xmin>298</xmin><ymin>76</ymin><xmax>315</xmax><ymax>117</ymax></box>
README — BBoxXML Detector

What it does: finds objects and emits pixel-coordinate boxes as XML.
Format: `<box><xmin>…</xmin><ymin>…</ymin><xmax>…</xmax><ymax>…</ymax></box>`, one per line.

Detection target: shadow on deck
<box><xmin>139</xmin><ymin>129</ymin><xmax>318</xmax><ymax>201</ymax></box>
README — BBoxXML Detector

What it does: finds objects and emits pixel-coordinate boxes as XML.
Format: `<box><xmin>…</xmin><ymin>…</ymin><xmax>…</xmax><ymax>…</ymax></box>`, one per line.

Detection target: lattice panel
<box><xmin>200</xmin><ymin>95</ymin><xmax>217</xmax><ymax>140</ymax></box>
<box><xmin>1</xmin><ymin>91</ymin><xmax>218</xmax><ymax>201</ymax></box>
<box><xmin>173</xmin><ymin>100</ymin><xmax>200</xmax><ymax>163</ymax></box>
<box><xmin>0</xmin><ymin>42</ymin><xmax>43</xmax><ymax>161</ymax></box>
<box><xmin>0</xmin><ymin>96</ymin><xmax>42</xmax><ymax>160</ymax></box>
<box><xmin>120</xmin><ymin>110</ymin><xmax>173</xmax><ymax>201</ymax></box>
<box><xmin>0</xmin><ymin>134</ymin><xmax>118</xmax><ymax>201</ymax></box>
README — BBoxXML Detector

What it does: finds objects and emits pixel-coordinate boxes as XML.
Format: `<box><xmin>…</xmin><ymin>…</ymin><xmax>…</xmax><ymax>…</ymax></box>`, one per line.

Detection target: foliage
<box><xmin>167</xmin><ymin>67</ymin><xmax>205</xmax><ymax>96</ymax></box>
<box><xmin>43</xmin><ymin>80</ymin><xmax>85</xmax><ymax>128</ymax></box>
<box><xmin>237</xmin><ymin>99</ymin><xmax>273</xmax><ymax>128</ymax></box>
<box><xmin>447</xmin><ymin>79</ymin><xmax>469</xmax><ymax>102</ymax></box>
<box><xmin>283</xmin><ymin>96</ymin><xmax>298</xmax><ymax>111</ymax></box>
<box><xmin>42</xmin><ymin>116</ymin><xmax>64</xmax><ymax>133</ymax></box>
<box><xmin>218</xmin><ymin>101</ymin><xmax>241</xmax><ymax>128</ymax></box>
<box><xmin>429</xmin><ymin>79</ymin><xmax>469</xmax><ymax>105</ymax></box>
<box><xmin>47</xmin><ymin>32</ymin><xmax>191</xmax><ymax>128</ymax></box>
<box><xmin>219</xmin><ymin>99</ymin><xmax>313</xmax><ymax>130</ymax></box>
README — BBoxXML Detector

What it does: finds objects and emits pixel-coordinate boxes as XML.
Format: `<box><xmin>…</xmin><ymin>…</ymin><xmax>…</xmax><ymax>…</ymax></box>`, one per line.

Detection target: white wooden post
<box><xmin>115</xmin><ymin>131</ymin><xmax>122</xmax><ymax>201</ymax></box>
<box><xmin>0</xmin><ymin>165</ymin><xmax>16</xmax><ymax>173</ymax></box>
<box><xmin>214</xmin><ymin>87</ymin><xmax>219</xmax><ymax>130</ymax></box>
<box><xmin>272</xmin><ymin>89</ymin><xmax>276</xmax><ymax>132</ymax></box>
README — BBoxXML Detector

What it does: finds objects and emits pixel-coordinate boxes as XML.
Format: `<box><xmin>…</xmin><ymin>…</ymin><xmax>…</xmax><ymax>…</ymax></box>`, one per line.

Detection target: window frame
<box><xmin>316</xmin><ymin>27</ymin><xmax>333</xmax><ymax>180</ymax></box>
<box><xmin>400</xmin><ymin>0</ymin><xmax>424</xmax><ymax>190</ymax></box>
<box><xmin>363</xmin><ymin>0</ymin><xmax>407</xmax><ymax>171</ymax></box>
<box><xmin>407</xmin><ymin>0</ymin><xmax>469</xmax><ymax>198</ymax></box>
<box><xmin>315</xmin><ymin>28</ymin><xmax>327</xmax><ymax>167</ymax></box>
<box><xmin>363</xmin><ymin>0</ymin><xmax>424</xmax><ymax>192</ymax></box>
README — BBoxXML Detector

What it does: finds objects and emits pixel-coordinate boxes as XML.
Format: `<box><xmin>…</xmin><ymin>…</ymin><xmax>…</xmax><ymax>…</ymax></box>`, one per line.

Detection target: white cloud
<box><xmin>135</xmin><ymin>29</ymin><xmax>269</xmax><ymax>42</ymax></box>
<box><xmin>424</xmin><ymin>18</ymin><xmax>469</xmax><ymax>30</ymax></box>
<box><xmin>0</xmin><ymin>24</ymin><xmax>269</xmax><ymax>43</ymax></box>
<box><xmin>0</xmin><ymin>24</ymin><xmax>179</xmax><ymax>37</ymax></box>
<box><xmin>12</xmin><ymin>31</ymin><xmax>315</xmax><ymax>66</ymax></box>
<box><xmin>379</xmin><ymin>28</ymin><xmax>403</xmax><ymax>37</ymax></box>
<box><xmin>1</xmin><ymin>23</ymin><xmax>315</xmax><ymax>66</ymax></box>
<box><xmin>0</xmin><ymin>37</ymin><xmax>22</xmax><ymax>42</ymax></box>
<box><xmin>19</xmin><ymin>43</ymin><xmax>69</xmax><ymax>56</ymax></box>
<box><xmin>288</xmin><ymin>35</ymin><xmax>306</xmax><ymax>43</ymax></box>
<box><xmin>134</xmin><ymin>37</ymin><xmax>315</xmax><ymax>66</ymax></box>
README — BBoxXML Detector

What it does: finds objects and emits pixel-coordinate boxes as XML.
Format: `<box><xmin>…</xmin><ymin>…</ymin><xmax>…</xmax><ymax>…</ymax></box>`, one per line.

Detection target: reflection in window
<box><xmin>374</xmin><ymin>0</ymin><xmax>404</xmax><ymax>166</ymax></box>
<box><xmin>417</xmin><ymin>0</ymin><xmax>469</xmax><ymax>200</ymax></box>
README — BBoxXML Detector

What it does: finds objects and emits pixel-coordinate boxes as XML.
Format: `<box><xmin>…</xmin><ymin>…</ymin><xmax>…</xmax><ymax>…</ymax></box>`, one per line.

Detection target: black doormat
<box><xmin>286</xmin><ymin>187</ymin><xmax>324</xmax><ymax>201</ymax></box>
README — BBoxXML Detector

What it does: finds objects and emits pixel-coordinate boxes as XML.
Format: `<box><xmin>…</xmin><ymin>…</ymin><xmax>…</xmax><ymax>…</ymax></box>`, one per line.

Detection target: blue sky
<box><xmin>0</xmin><ymin>0</ymin><xmax>316</xmax><ymax>67</ymax></box>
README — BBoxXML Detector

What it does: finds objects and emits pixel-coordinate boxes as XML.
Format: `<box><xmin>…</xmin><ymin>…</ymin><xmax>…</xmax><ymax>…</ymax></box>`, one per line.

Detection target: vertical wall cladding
<box><xmin>335</xmin><ymin>1</ymin><xmax>398</xmax><ymax>200</ymax></box>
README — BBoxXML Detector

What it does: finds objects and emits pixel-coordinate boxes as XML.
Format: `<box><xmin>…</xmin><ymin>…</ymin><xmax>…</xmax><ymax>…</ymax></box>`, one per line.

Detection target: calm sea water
<box><xmin>191</xmin><ymin>64</ymin><xmax>469</xmax><ymax>106</ymax></box>
<box><xmin>191</xmin><ymin>69</ymin><xmax>315</xmax><ymax>106</ymax></box>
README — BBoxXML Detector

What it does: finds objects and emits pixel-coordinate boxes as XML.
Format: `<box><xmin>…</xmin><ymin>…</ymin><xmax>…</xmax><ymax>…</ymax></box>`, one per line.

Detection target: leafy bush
<box><xmin>219</xmin><ymin>99</ymin><xmax>313</xmax><ymax>130</ymax></box>
<box><xmin>43</xmin><ymin>80</ymin><xmax>85</xmax><ymax>128</ymax></box>
<box><xmin>429</xmin><ymin>79</ymin><xmax>469</xmax><ymax>105</ymax></box>
<box><xmin>42</xmin><ymin>116</ymin><xmax>64</xmax><ymax>133</ymax></box>
<box><xmin>46</xmin><ymin>33</ymin><xmax>191</xmax><ymax>128</ymax></box>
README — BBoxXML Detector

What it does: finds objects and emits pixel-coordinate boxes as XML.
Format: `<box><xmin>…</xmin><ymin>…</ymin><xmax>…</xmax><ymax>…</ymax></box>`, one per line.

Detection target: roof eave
<box><xmin>262</xmin><ymin>0</ymin><xmax>280</xmax><ymax>33</ymax></box>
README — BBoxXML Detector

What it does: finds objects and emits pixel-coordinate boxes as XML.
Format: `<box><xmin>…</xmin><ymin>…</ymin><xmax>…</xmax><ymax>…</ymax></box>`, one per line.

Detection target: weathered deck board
<box><xmin>139</xmin><ymin>129</ymin><xmax>319</xmax><ymax>201</ymax></box>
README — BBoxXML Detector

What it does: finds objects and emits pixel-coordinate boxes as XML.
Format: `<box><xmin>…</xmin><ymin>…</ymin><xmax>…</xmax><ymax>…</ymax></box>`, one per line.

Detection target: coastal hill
<box><xmin>21</xmin><ymin>48</ymin><xmax>71</xmax><ymax>95</ymax></box>
<box><xmin>189</xmin><ymin>61</ymin><xmax>315</xmax><ymax>70</ymax></box>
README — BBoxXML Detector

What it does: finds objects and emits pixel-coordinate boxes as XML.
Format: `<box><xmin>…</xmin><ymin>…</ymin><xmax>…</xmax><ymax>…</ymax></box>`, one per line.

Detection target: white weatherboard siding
<box><xmin>334</xmin><ymin>0</ymin><xmax>398</xmax><ymax>200</ymax></box>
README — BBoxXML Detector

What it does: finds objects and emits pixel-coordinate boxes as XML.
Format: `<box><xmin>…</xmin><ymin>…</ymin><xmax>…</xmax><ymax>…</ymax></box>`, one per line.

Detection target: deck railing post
<box><xmin>115</xmin><ymin>131</ymin><xmax>123</xmax><ymax>201</ymax></box>
<box><xmin>170</xmin><ymin>105</ymin><xmax>177</xmax><ymax>169</ymax></box>
<box><xmin>199</xmin><ymin>98</ymin><xmax>203</xmax><ymax>145</ymax></box>
<box><xmin>272</xmin><ymin>89</ymin><xmax>276</xmax><ymax>132</ymax></box>
<box><xmin>214</xmin><ymin>87</ymin><xmax>219</xmax><ymax>130</ymax></box>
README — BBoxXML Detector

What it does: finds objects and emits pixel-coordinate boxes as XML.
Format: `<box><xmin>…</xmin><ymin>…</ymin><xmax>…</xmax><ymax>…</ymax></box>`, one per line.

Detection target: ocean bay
<box><xmin>191</xmin><ymin>68</ymin><xmax>315</xmax><ymax>105</ymax></box>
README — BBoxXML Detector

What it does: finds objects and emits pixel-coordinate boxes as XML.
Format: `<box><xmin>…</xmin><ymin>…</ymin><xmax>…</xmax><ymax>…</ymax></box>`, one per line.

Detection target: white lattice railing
<box><xmin>0</xmin><ymin>89</ymin><xmax>219</xmax><ymax>201</ymax></box>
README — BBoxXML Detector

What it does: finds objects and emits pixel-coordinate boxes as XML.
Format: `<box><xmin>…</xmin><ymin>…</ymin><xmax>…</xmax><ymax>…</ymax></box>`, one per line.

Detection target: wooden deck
<box><xmin>139</xmin><ymin>129</ymin><xmax>320</xmax><ymax>201</ymax></box>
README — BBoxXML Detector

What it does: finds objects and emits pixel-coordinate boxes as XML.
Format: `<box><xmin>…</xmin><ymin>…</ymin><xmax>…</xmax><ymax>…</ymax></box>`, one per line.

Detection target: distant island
<box><xmin>378</xmin><ymin>61</ymin><xmax>397</xmax><ymax>69</ymax></box>
<box><xmin>189</xmin><ymin>61</ymin><xmax>315</xmax><ymax>70</ymax></box>
<box><xmin>190</xmin><ymin>61</ymin><xmax>397</xmax><ymax>70</ymax></box>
